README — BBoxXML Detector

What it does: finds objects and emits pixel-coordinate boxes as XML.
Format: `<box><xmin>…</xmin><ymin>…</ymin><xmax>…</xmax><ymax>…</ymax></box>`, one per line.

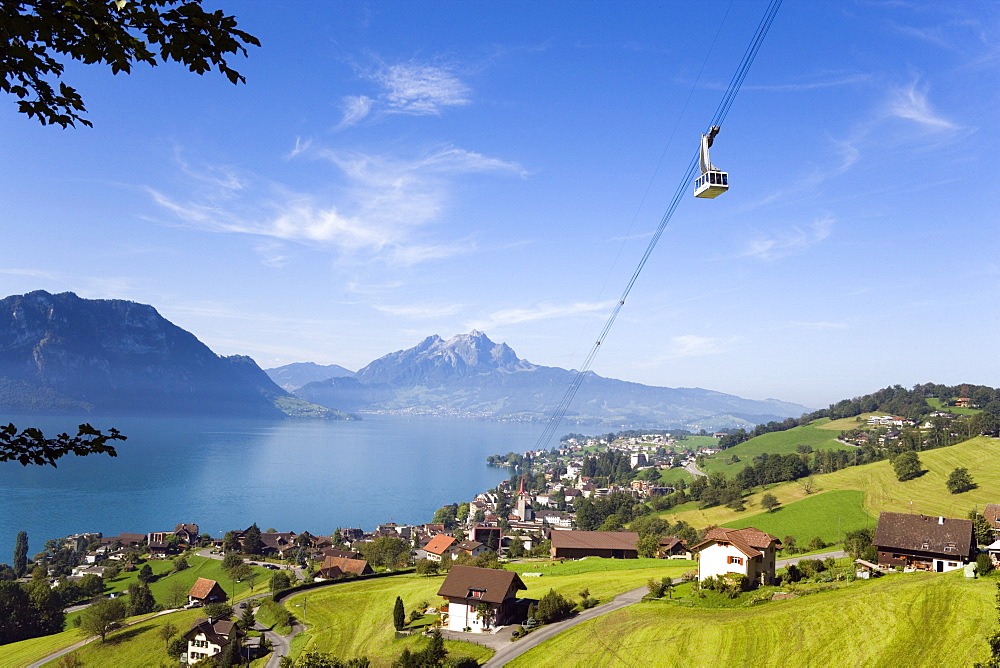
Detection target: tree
<box><xmin>636</xmin><ymin>534</ymin><xmax>659</xmax><ymax>558</ymax></box>
<box><xmin>423</xmin><ymin>628</ymin><xmax>446</xmax><ymax>665</ymax></box>
<box><xmin>2</xmin><ymin>0</ymin><xmax>260</xmax><ymax>128</ymax></box>
<box><xmin>946</xmin><ymin>467</ymin><xmax>976</xmax><ymax>494</ymax></box>
<box><xmin>243</xmin><ymin>524</ymin><xmax>263</xmax><ymax>555</ymax></box>
<box><xmin>971</xmin><ymin>510</ymin><xmax>994</xmax><ymax>547</ymax></box>
<box><xmin>12</xmin><ymin>531</ymin><xmax>28</xmax><ymax>579</ymax></box>
<box><xmin>270</xmin><ymin>570</ymin><xmax>292</xmax><ymax>596</ymax></box>
<box><xmin>167</xmin><ymin>636</ymin><xmax>188</xmax><ymax>661</ymax></box>
<box><xmin>204</xmin><ymin>602</ymin><xmax>233</xmax><ymax>620</ymax></box>
<box><xmin>222</xmin><ymin>552</ymin><xmax>244</xmax><ymax>571</ymax></box>
<box><xmin>0</xmin><ymin>422</ymin><xmax>125</xmax><ymax>466</ymax></box>
<box><xmin>79</xmin><ymin>597</ymin><xmax>126</xmax><ymax>642</ymax></box>
<box><xmin>138</xmin><ymin>563</ymin><xmax>154</xmax><ymax>584</ymax></box>
<box><xmin>238</xmin><ymin>604</ymin><xmax>255</xmax><ymax>632</ymax></box>
<box><xmin>393</xmin><ymin>596</ymin><xmax>405</xmax><ymax>631</ymax></box>
<box><xmin>127</xmin><ymin>582</ymin><xmax>156</xmax><ymax>615</ymax></box>
<box><xmin>760</xmin><ymin>493</ymin><xmax>780</xmax><ymax>513</ymax></box>
<box><xmin>892</xmin><ymin>451</ymin><xmax>922</xmax><ymax>482</ymax></box>
<box><xmin>0</xmin><ymin>580</ymin><xmax>45</xmax><ymax>644</ymax></box>
<box><xmin>534</xmin><ymin>589</ymin><xmax>573</xmax><ymax>624</ymax></box>
<box><xmin>223</xmin><ymin>531</ymin><xmax>240</xmax><ymax>554</ymax></box>
<box><xmin>159</xmin><ymin>621</ymin><xmax>178</xmax><ymax>648</ymax></box>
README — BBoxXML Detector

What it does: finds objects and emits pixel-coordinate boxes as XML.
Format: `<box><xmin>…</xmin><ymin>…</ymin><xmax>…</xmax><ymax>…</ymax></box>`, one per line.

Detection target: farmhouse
<box><xmin>314</xmin><ymin>556</ymin><xmax>373</xmax><ymax>580</ymax></box>
<box><xmin>873</xmin><ymin>511</ymin><xmax>975</xmax><ymax>572</ymax></box>
<box><xmin>188</xmin><ymin>578</ymin><xmax>227</xmax><ymax>606</ymax></box>
<box><xmin>184</xmin><ymin>617</ymin><xmax>241</xmax><ymax>664</ymax></box>
<box><xmin>690</xmin><ymin>527</ymin><xmax>781</xmax><ymax>586</ymax></box>
<box><xmin>424</xmin><ymin>534</ymin><xmax>456</xmax><ymax>562</ymax></box>
<box><xmin>549</xmin><ymin>530</ymin><xmax>639</xmax><ymax>559</ymax></box>
<box><xmin>437</xmin><ymin>565</ymin><xmax>527</xmax><ymax>633</ymax></box>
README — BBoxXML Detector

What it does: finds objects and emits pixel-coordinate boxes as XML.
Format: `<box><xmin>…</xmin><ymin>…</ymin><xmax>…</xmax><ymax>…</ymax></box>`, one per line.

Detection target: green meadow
<box><xmin>699</xmin><ymin>417</ymin><xmax>860</xmax><ymax>476</ymax></box>
<box><xmin>661</xmin><ymin>436</ymin><xmax>1000</xmax><ymax>530</ymax></box>
<box><xmin>721</xmin><ymin>489</ymin><xmax>875</xmax><ymax>545</ymax></box>
<box><xmin>509</xmin><ymin>570</ymin><xmax>996</xmax><ymax>667</ymax></box>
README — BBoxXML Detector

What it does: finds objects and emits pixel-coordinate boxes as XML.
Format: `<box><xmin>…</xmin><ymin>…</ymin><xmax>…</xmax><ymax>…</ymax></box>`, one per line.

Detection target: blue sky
<box><xmin>1</xmin><ymin>0</ymin><xmax>997</xmax><ymax>409</ymax></box>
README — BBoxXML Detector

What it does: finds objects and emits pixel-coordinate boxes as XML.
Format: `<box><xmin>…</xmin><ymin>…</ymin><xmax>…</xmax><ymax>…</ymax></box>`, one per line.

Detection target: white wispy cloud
<box><xmin>336</xmin><ymin>60</ymin><xmax>471</xmax><ymax>129</ymax></box>
<box><xmin>148</xmin><ymin>144</ymin><xmax>523</xmax><ymax>267</ymax></box>
<box><xmin>467</xmin><ymin>301</ymin><xmax>615</xmax><ymax>330</ymax></box>
<box><xmin>659</xmin><ymin>334</ymin><xmax>736</xmax><ymax>360</ymax></box>
<box><xmin>736</xmin><ymin>216</ymin><xmax>834</xmax><ymax>261</ymax></box>
<box><xmin>886</xmin><ymin>82</ymin><xmax>957</xmax><ymax>130</ymax></box>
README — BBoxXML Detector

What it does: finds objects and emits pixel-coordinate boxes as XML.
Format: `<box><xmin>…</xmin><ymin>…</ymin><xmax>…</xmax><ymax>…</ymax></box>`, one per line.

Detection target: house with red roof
<box><xmin>424</xmin><ymin>534</ymin><xmax>456</xmax><ymax>562</ymax></box>
<box><xmin>188</xmin><ymin>578</ymin><xmax>227</xmax><ymax>606</ymax></box>
<box><xmin>690</xmin><ymin>527</ymin><xmax>781</xmax><ymax>587</ymax></box>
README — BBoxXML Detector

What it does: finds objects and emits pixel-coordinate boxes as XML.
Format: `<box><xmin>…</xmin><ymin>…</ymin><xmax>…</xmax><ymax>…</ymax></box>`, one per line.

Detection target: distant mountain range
<box><xmin>0</xmin><ymin>291</ymin><xmax>345</xmax><ymax>419</ymax></box>
<box><xmin>269</xmin><ymin>331</ymin><xmax>811</xmax><ymax>430</ymax></box>
<box><xmin>267</xmin><ymin>362</ymin><xmax>355</xmax><ymax>392</ymax></box>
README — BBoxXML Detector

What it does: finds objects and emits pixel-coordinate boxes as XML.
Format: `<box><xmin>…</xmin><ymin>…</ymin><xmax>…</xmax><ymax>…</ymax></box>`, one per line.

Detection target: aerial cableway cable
<box><xmin>531</xmin><ymin>0</ymin><xmax>783</xmax><ymax>452</ymax></box>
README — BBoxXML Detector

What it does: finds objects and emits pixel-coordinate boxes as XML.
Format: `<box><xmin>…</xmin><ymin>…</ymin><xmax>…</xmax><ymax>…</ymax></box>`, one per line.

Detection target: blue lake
<box><xmin>0</xmin><ymin>414</ymin><xmax>549</xmax><ymax>560</ymax></box>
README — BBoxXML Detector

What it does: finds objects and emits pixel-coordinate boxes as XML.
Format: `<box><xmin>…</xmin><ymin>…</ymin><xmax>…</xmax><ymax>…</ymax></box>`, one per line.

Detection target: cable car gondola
<box><xmin>694</xmin><ymin>125</ymin><xmax>728</xmax><ymax>199</ymax></box>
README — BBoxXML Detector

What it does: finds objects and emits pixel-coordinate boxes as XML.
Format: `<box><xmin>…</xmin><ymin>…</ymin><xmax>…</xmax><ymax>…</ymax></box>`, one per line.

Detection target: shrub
<box><xmin>535</xmin><ymin>589</ymin><xmax>573</xmax><ymax>624</ymax></box>
<box><xmin>977</xmin><ymin>553</ymin><xmax>993</xmax><ymax>576</ymax></box>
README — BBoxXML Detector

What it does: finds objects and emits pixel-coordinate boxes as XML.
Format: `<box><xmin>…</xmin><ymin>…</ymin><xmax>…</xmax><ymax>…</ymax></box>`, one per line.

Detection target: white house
<box><xmin>183</xmin><ymin>618</ymin><xmax>240</xmax><ymax>664</ymax></box>
<box><xmin>690</xmin><ymin>527</ymin><xmax>781</xmax><ymax>587</ymax></box>
<box><xmin>437</xmin><ymin>565</ymin><xmax>527</xmax><ymax>633</ymax></box>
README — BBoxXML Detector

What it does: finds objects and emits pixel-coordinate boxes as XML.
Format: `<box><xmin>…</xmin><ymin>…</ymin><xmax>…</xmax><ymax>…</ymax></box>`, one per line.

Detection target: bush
<box><xmin>807</xmin><ymin>537</ymin><xmax>827</xmax><ymax>552</ymax></box>
<box><xmin>534</xmin><ymin>589</ymin><xmax>573</xmax><ymax>624</ymax></box>
<box><xmin>977</xmin><ymin>553</ymin><xmax>993</xmax><ymax>576</ymax></box>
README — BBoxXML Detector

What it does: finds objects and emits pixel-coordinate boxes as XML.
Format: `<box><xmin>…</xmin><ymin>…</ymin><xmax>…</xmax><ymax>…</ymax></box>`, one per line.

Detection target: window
<box><xmin>467</xmin><ymin>589</ymin><xmax>485</xmax><ymax>599</ymax></box>
<box><xmin>727</xmin><ymin>556</ymin><xmax>743</xmax><ymax>565</ymax></box>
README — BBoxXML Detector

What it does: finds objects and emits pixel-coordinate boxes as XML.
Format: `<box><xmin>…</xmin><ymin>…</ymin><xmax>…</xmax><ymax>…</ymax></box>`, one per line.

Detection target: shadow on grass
<box><xmin>106</xmin><ymin>624</ymin><xmax>152</xmax><ymax>644</ymax></box>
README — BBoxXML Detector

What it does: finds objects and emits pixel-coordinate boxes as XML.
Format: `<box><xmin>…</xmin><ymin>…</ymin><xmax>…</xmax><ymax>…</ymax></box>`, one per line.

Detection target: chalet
<box><xmin>174</xmin><ymin>523</ymin><xmax>200</xmax><ymax>544</ymax></box>
<box><xmin>184</xmin><ymin>617</ymin><xmax>241</xmax><ymax>664</ymax></box>
<box><xmin>657</xmin><ymin>536</ymin><xmax>692</xmax><ymax>560</ymax></box>
<box><xmin>319</xmin><ymin>547</ymin><xmax>361</xmax><ymax>560</ymax></box>
<box><xmin>101</xmin><ymin>532</ymin><xmax>146</xmax><ymax>548</ymax></box>
<box><xmin>188</xmin><ymin>578</ymin><xmax>227</xmax><ymax>606</ymax></box>
<box><xmin>690</xmin><ymin>527</ymin><xmax>781</xmax><ymax>587</ymax></box>
<box><xmin>424</xmin><ymin>534</ymin><xmax>456</xmax><ymax>562</ymax></box>
<box><xmin>549</xmin><ymin>531</ymin><xmax>639</xmax><ymax>559</ymax></box>
<box><xmin>259</xmin><ymin>532</ymin><xmax>297</xmax><ymax>557</ymax></box>
<box><xmin>148</xmin><ymin>541</ymin><xmax>173</xmax><ymax>559</ymax></box>
<box><xmin>437</xmin><ymin>565</ymin><xmax>528</xmax><ymax>633</ymax></box>
<box><xmin>314</xmin><ymin>556</ymin><xmax>373</xmax><ymax>580</ymax></box>
<box><xmin>453</xmin><ymin>540</ymin><xmax>488</xmax><ymax>558</ymax></box>
<box><xmin>873</xmin><ymin>512</ymin><xmax>975</xmax><ymax>572</ymax></box>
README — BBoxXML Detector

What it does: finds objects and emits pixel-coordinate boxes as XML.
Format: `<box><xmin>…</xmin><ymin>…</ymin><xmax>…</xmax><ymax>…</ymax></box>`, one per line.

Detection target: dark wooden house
<box><xmin>873</xmin><ymin>511</ymin><xmax>975</xmax><ymax>572</ymax></box>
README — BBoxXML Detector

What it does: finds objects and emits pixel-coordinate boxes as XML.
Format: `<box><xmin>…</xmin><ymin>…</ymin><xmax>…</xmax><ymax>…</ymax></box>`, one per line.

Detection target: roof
<box><xmin>549</xmin><ymin>531</ymin><xmax>639</xmax><ymax>551</ymax></box>
<box><xmin>437</xmin><ymin>565</ymin><xmax>526</xmax><ymax>604</ymax></box>
<box><xmin>188</xmin><ymin>578</ymin><xmax>224</xmax><ymax>600</ymax></box>
<box><xmin>185</xmin><ymin>618</ymin><xmax>239</xmax><ymax>646</ymax></box>
<box><xmin>425</xmin><ymin>534</ymin><xmax>456</xmax><ymax>555</ymax></box>
<box><xmin>873</xmin><ymin>512</ymin><xmax>974</xmax><ymax>556</ymax></box>
<box><xmin>320</xmin><ymin>556</ymin><xmax>372</xmax><ymax>575</ymax></box>
<box><xmin>690</xmin><ymin>527</ymin><xmax>781</xmax><ymax>558</ymax></box>
<box><xmin>117</xmin><ymin>533</ymin><xmax>147</xmax><ymax>544</ymax></box>
<box><xmin>174</xmin><ymin>523</ymin><xmax>199</xmax><ymax>534</ymax></box>
<box><xmin>984</xmin><ymin>504</ymin><xmax>1000</xmax><ymax>525</ymax></box>
<box><xmin>455</xmin><ymin>540</ymin><xmax>485</xmax><ymax>552</ymax></box>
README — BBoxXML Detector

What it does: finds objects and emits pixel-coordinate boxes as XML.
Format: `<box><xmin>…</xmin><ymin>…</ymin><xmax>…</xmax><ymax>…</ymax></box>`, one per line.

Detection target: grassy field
<box><xmin>146</xmin><ymin>555</ymin><xmax>272</xmax><ymax>606</ymax></box>
<box><xmin>660</xmin><ymin>436</ymin><xmax>1000</xmax><ymax>530</ymax></box>
<box><xmin>284</xmin><ymin>574</ymin><xmax>493</xmax><ymax>667</ymax></box>
<box><xmin>700</xmin><ymin>418</ymin><xmax>858</xmax><ymax>476</ymax></box>
<box><xmin>927</xmin><ymin>397</ymin><xmax>981</xmax><ymax>415</ymax></box>
<box><xmin>3</xmin><ymin>627</ymin><xmax>88</xmax><ymax>667</ymax></box>
<box><xmin>509</xmin><ymin>570</ymin><xmax>997</xmax><ymax>667</ymax></box>
<box><xmin>659</xmin><ymin>466</ymin><xmax>693</xmax><ymax>486</ymax></box>
<box><xmin>673</xmin><ymin>435</ymin><xmax>720</xmax><ymax>451</ymax></box>
<box><xmin>45</xmin><ymin>608</ymin><xmax>204</xmax><ymax>667</ymax></box>
<box><xmin>506</xmin><ymin>558</ymin><xmax>696</xmax><ymax>602</ymax></box>
<box><xmin>285</xmin><ymin>559</ymin><xmax>696</xmax><ymax>666</ymax></box>
<box><xmin>721</xmin><ymin>489</ymin><xmax>875</xmax><ymax>545</ymax></box>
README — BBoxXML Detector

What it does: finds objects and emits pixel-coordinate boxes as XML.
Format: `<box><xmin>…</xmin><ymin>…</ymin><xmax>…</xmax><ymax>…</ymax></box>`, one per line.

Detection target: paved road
<box><xmin>195</xmin><ymin>547</ymin><xmax>306</xmax><ymax>580</ymax></box>
<box><xmin>482</xmin><ymin>585</ymin><xmax>649</xmax><ymax>668</ymax></box>
<box><xmin>28</xmin><ymin>608</ymin><xmax>181</xmax><ymax>668</ymax></box>
<box><xmin>684</xmin><ymin>461</ymin><xmax>707</xmax><ymax>478</ymax></box>
<box><xmin>777</xmin><ymin>550</ymin><xmax>846</xmax><ymax>568</ymax></box>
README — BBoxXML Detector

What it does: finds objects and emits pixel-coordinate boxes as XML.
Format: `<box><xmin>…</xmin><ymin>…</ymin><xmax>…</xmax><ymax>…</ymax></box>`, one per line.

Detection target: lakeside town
<box><xmin>8</xmin><ymin>401</ymin><xmax>1000</xmax><ymax>666</ymax></box>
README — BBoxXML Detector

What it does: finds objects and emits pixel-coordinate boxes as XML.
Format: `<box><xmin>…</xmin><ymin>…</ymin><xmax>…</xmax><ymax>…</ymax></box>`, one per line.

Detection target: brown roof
<box><xmin>549</xmin><ymin>531</ymin><xmax>639</xmax><ymax>551</ymax></box>
<box><xmin>188</xmin><ymin>577</ymin><xmax>226</xmax><ymax>601</ymax></box>
<box><xmin>174</xmin><ymin>523</ymin><xmax>199</xmax><ymax>535</ymax></box>
<box><xmin>184</xmin><ymin>618</ymin><xmax>239</xmax><ymax>646</ymax></box>
<box><xmin>455</xmin><ymin>540</ymin><xmax>485</xmax><ymax>553</ymax></box>
<box><xmin>320</xmin><ymin>556</ymin><xmax>372</xmax><ymax>576</ymax></box>
<box><xmin>984</xmin><ymin>504</ymin><xmax>1000</xmax><ymax>526</ymax></box>
<box><xmin>425</xmin><ymin>534</ymin><xmax>456</xmax><ymax>555</ymax></box>
<box><xmin>873</xmin><ymin>512</ymin><xmax>974</xmax><ymax>557</ymax></box>
<box><xmin>437</xmin><ymin>565</ymin><xmax>526</xmax><ymax>604</ymax></box>
<box><xmin>691</xmin><ymin>527</ymin><xmax>781</xmax><ymax>558</ymax></box>
<box><xmin>321</xmin><ymin>547</ymin><xmax>360</xmax><ymax>559</ymax></box>
<box><xmin>117</xmin><ymin>533</ymin><xmax>147</xmax><ymax>545</ymax></box>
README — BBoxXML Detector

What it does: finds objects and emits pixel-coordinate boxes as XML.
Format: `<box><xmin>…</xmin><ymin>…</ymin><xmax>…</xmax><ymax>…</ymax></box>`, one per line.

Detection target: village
<box><xmin>17</xmin><ymin>417</ymin><xmax>1000</xmax><ymax>666</ymax></box>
